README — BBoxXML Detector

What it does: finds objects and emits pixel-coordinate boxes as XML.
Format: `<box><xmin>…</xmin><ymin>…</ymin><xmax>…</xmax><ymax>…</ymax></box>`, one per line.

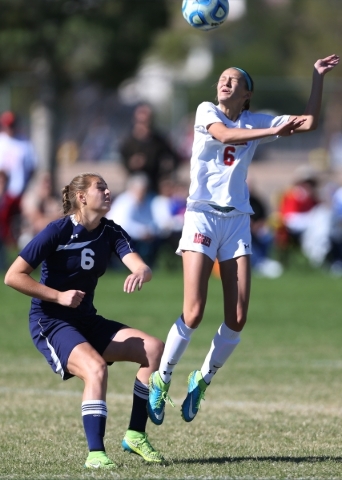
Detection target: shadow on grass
<box><xmin>173</xmin><ymin>456</ymin><xmax>342</xmax><ymax>465</ymax></box>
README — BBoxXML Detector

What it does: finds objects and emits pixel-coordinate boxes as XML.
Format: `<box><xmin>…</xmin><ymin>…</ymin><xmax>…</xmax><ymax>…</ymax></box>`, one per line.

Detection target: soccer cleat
<box><xmin>147</xmin><ymin>371</ymin><xmax>174</xmax><ymax>425</ymax></box>
<box><xmin>122</xmin><ymin>430</ymin><xmax>165</xmax><ymax>463</ymax></box>
<box><xmin>181</xmin><ymin>370</ymin><xmax>208</xmax><ymax>422</ymax></box>
<box><xmin>84</xmin><ymin>451</ymin><xmax>116</xmax><ymax>469</ymax></box>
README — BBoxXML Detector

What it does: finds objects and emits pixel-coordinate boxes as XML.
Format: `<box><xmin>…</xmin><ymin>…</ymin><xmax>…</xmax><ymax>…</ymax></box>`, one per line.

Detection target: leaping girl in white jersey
<box><xmin>148</xmin><ymin>54</ymin><xmax>340</xmax><ymax>425</ymax></box>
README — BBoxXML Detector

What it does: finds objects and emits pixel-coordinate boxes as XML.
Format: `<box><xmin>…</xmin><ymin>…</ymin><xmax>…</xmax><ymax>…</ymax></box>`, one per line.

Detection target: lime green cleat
<box><xmin>122</xmin><ymin>430</ymin><xmax>165</xmax><ymax>463</ymax></box>
<box><xmin>84</xmin><ymin>451</ymin><xmax>117</xmax><ymax>469</ymax></box>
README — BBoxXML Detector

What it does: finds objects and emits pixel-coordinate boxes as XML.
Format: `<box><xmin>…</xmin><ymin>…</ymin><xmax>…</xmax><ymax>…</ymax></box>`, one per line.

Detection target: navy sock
<box><xmin>82</xmin><ymin>400</ymin><xmax>107</xmax><ymax>452</ymax></box>
<box><xmin>128</xmin><ymin>379</ymin><xmax>149</xmax><ymax>433</ymax></box>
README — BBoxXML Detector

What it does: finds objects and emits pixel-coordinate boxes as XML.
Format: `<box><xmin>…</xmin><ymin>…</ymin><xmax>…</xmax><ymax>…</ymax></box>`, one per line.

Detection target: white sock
<box><xmin>158</xmin><ymin>316</ymin><xmax>195</xmax><ymax>383</ymax></box>
<box><xmin>200</xmin><ymin>323</ymin><xmax>241</xmax><ymax>385</ymax></box>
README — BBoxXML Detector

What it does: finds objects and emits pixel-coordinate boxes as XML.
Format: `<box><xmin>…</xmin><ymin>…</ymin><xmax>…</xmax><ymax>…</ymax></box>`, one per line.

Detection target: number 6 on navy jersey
<box><xmin>81</xmin><ymin>248</ymin><xmax>95</xmax><ymax>269</ymax></box>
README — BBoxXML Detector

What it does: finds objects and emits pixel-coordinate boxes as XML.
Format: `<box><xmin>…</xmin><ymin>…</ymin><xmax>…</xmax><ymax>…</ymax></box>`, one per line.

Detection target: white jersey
<box><xmin>187</xmin><ymin>102</ymin><xmax>290</xmax><ymax>214</ymax></box>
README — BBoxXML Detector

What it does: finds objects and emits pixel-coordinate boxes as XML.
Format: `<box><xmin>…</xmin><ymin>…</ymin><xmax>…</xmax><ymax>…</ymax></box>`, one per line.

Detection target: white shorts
<box><xmin>176</xmin><ymin>209</ymin><xmax>252</xmax><ymax>262</ymax></box>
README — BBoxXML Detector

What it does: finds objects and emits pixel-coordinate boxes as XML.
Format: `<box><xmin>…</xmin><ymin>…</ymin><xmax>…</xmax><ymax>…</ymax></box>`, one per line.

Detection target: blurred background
<box><xmin>0</xmin><ymin>0</ymin><xmax>342</xmax><ymax>275</ymax></box>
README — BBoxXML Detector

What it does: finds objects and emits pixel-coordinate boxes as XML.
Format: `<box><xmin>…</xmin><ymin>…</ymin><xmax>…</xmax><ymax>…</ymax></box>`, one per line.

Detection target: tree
<box><xmin>0</xmin><ymin>0</ymin><xmax>171</xmax><ymax>175</ymax></box>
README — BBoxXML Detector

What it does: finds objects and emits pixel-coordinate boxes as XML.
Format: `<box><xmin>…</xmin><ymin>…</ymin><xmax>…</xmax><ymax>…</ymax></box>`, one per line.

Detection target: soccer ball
<box><xmin>182</xmin><ymin>0</ymin><xmax>229</xmax><ymax>31</ymax></box>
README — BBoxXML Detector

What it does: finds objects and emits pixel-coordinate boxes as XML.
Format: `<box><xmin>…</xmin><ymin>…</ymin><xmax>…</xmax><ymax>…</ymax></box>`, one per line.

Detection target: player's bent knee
<box><xmin>146</xmin><ymin>337</ymin><xmax>164</xmax><ymax>368</ymax></box>
<box><xmin>84</xmin><ymin>358</ymin><xmax>108</xmax><ymax>383</ymax></box>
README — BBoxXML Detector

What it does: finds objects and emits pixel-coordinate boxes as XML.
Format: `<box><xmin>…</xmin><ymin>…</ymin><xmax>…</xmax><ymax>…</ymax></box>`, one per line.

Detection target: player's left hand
<box><xmin>123</xmin><ymin>271</ymin><xmax>146</xmax><ymax>293</ymax></box>
<box><xmin>314</xmin><ymin>54</ymin><xmax>340</xmax><ymax>75</ymax></box>
<box><xmin>121</xmin><ymin>252</ymin><xmax>152</xmax><ymax>292</ymax></box>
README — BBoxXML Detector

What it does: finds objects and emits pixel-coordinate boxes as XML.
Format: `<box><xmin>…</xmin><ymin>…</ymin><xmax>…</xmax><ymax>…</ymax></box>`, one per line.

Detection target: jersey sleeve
<box><xmin>106</xmin><ymin>219</ymin><xmax>135</xmax><ymax>260</ymax></box>
<box><xmin>19</xmin><ymin>222</ymin><xmax>61</xmax><ymax>269</ymax></box>
<box><xmin>195</xmin><ymin>102</ymin><xmax>223</xmax><ymax>130</ymax></box>
<box><xmin>253</xmin><ymin>113</ymin><xmax>291</xmax><ymax>144</ymax></box>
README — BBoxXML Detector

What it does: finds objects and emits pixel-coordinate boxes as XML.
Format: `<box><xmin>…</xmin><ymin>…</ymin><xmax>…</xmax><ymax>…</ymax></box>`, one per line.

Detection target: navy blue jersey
<box><xmin>19</xmin><ymin>215</ymin><xmax>134</xmax><ymax>320</ymax></box>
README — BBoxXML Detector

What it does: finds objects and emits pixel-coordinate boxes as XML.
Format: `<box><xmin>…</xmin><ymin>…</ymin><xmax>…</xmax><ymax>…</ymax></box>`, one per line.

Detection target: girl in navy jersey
<box><xmin>4</xmin><ymin>172</ymin><xmax>165</xmax><ymax>468</ymax></box>
<box><xmin>148</xmin><ymin>54</ymin><xmax>340</xmax><ymax>425</ymax></box>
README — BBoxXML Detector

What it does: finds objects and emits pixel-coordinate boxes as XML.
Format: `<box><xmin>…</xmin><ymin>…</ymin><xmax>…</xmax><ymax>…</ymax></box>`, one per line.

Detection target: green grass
<box><xmin>1</xmin><ymin>264</ymin><xmax>342</xmax><ymax>479</ymax></box>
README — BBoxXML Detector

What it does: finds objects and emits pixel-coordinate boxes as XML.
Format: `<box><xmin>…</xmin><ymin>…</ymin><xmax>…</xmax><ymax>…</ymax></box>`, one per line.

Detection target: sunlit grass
<box><xmin>1</xmin><ymin>267</ymin><xmax>342</xmax><ymax>479</ymax></box>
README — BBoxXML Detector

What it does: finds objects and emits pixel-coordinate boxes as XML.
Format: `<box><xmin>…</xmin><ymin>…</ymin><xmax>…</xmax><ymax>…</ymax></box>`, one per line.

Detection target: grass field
<box><xmin>1</xmin><ymin>262</ymin><xmax>342</xmax><ymax>479</ymax></box>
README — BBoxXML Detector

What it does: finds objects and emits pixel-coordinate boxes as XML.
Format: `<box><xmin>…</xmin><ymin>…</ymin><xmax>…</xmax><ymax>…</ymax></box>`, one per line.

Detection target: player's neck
<box><xmin>75</xmin><ymin>212</ymin><xmax>102</xmax><ymax>232</ymax></box>
<box><xmin>218</xmin><ymin>103</ymin><xmax>243</xmax><ymax>122</ymax></box>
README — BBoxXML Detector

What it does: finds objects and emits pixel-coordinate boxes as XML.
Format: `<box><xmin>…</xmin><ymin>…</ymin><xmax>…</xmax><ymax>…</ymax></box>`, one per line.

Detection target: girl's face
<box><xmin>217</xmin><ymin>68</ymin><xmax>251</xmax><ymax>105</ymax></box>
<box><xmin>80</xmin><ymin>177</ymin><xmax>111</xmax><ymax>214</ymax></box>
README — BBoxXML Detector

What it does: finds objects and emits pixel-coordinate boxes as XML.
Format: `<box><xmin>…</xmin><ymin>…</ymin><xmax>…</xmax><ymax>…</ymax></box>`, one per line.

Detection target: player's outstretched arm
<box><xmin>122</xmin><ymin>252</ymin><xmax>152</xmax><ymax>293</ymax></box>
<box><xmin>289</xmin><ymin>54</ymin><xmax>340</xmax><ymax>132</ymax></box>
<box><xmin>273</xmin><ymin>117</ymin><xmax>307</xmax><ymax>137</ymax></box>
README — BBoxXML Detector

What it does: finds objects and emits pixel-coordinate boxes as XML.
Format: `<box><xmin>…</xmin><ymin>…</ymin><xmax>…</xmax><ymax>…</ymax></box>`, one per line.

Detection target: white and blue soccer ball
<box><xmin>182</xmin><ymin>0</ymin><xmax>229</xmax><ymax>31</ymax></box>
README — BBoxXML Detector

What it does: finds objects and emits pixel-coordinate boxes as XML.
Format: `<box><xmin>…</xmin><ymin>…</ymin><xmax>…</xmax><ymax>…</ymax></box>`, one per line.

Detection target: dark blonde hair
<box><xmin>62</xmin><ymin>172</ymin><xmax>104</xmax><ymax>215</ymax></box>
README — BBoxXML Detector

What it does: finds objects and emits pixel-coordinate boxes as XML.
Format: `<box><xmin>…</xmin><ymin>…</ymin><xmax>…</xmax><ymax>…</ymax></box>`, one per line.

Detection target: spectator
<box><xmin>0</xmin><ymin>111</ymin><xmax>37</xmax><ymax>244</ymax></box>
<box><xmin>172</xmin><ymin>113</ymin><xmax>195</xmax><ymax>161</ymax></box>
<box><xmin>327</xmin><ymin>184</ymin><xmax>342</xmax><ymax>275</ymax></box>
<box><xmin>18</xmin><ymin>171</ymin><xmax>62</xmax><ymax>249</ymax></box>
<box><xmin>119</xmin><ymin>104</ymin><xmax>181</xmax><ymax>193</ymax></box>
<box><xmin>248</xmin><ymin>182</ymin><xmax>283</xmax><ymax>278</ymax></box>
<box><xmin>277</xmin><ymin>165</ymin><xmax>333</xmax><ymax>267</ymax></box>
<box><xmin>0</xmin><ymin>170</ymin><xmax>12</xmax><ymax>269</ymax></box>
<box><xmin>106</xmin><ymin>173</ymin><xmax>159</xmax><ymax>267</ymax></box>
<box><xmin>151</xmin><ymin>176</ymin><xmax>187</xmax><ymax>265</ymax></box>
<box><xmin>278</xmin><ymin>165</ymin><xmax>319</xmax><ymax>244</ymax></box>
<box><xmin>0</xmin><ymin>111</ymin><xmax>37</xmax><ymax>198</ymax></box>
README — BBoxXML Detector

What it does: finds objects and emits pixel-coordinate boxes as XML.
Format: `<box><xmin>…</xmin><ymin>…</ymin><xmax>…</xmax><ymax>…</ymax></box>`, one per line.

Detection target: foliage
<box><xmin>0</xmin><ymin>0</ymin><xmax>172</xmax><ymax>175</ymax></box>
<box><xmin>0</xmin><ymin>0</ymin><xmax>170</xmax><ymax>92</ymax></box>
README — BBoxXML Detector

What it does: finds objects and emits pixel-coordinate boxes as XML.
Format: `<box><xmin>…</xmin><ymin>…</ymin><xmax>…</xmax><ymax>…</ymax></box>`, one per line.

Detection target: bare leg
<box><xmin>182</xmin><ymin>250</ymin><xmax>214</xmax><ymax>327</ymax></box>
<box><xmin>219</xmin><ymin>254</ymin><xmax>251</xmax><ymax>331</ymax></box>
<box><xmin>68</xmin><ymin>331</ymin><xmax>164</xmax><ymax>458</ymax></box>
<box><xmin>67</xmin><ymin>342</ymin><xmax>110</xmax><ymax>454</ymax></box>
<box><xmin>102</xmin><ymin>329</ymin><xmax>165</xmax><ymax>461</ymax></box>
<box><xmin>199</xmin><ymin>255</ymin><xmax>251</xmax><ymax>385</ymax></box>
<box><xmin>67</xmin><ymin>342</ymin><xmax>108</xmax><ymax>401</ymax></box>
<box><xmin>102</xmin><ymin>327</ymin><xmax>164</xmax><ymax>385</ymax></box>
<box><xmin>67</xmin><ymin>329</ymin><xmax>164</xmax><ymax>398</ymax></box>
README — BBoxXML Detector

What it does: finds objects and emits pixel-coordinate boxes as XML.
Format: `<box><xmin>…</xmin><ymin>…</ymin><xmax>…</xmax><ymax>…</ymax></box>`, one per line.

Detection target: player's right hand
<box><xmin>274</xmin><ymin>117</ymin><xmax>306</xmax><ymax>137</ymax></box>
<box><xmin>57</xmin><ymin>290</ymin><xmax>86</xmax><ymax>308</ymax></box>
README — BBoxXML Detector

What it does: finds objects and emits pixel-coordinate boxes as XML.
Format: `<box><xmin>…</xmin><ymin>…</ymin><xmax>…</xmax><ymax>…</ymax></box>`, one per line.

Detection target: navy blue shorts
<box><xmin>29</xmin><ymin>314</ymin><xmax>126</xmax><ymax>380</ymax></box>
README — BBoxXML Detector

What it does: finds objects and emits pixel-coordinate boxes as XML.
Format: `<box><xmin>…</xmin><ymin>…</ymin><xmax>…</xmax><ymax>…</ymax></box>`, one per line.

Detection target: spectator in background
<box><xmin>329</xmin><ymin>131</ymin><xmax>342</xmax><ymax>169</ymax></box>
<box><xmin>277</xmin><ymin>165</ymin><xmax>333</xmax><ymax>267</ymax></box>
<box><xmin>172</xmin><ymin>113</ymin><xmax>195</xmax><ymax>162</ymax></box>
<box><xmin>0</xmin><ymin>111</ymin><xmax>37</xmax><ymax>244</ymax></box>
<box><xmin>327</xmin><ymin>184</ymin><xmax>342</xmax><ymax>275</ymax></box>
<box><xmin>0</xmin><ymin>111</ymin><xmax>37</xmax><ymax>198</ymax></box>
<box><xmin>106</xmin><ymin>173</ymin><xmax>159</xmax><ymax>267</ymax></box>
<box><xmin>119</xmin><ymin>104</ymin><xmax>181</xmax><ymax>193</ymax></box>
<box><xmin>18</xmin><ymin>171</ymin><xmax>62</xmax><ymax>249</ymax></box>
<box><xmin>151</xmin><ymin>176</ymin><xmax>187</xmax><ymax>264</ymax></box>
<box><xmin>278</xmin><ymin>165</ymin><xmax>319</xmax><ymax>245</ymax></box>
<box><xmin>0</xmin><ymin>170</ymin><xmax>12</xmax><ymax>269</ymax></box>
<box><xmin>248</xmin><ymin>181</ymin><xmax>283</xmax><ymax>278</ymax></box>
